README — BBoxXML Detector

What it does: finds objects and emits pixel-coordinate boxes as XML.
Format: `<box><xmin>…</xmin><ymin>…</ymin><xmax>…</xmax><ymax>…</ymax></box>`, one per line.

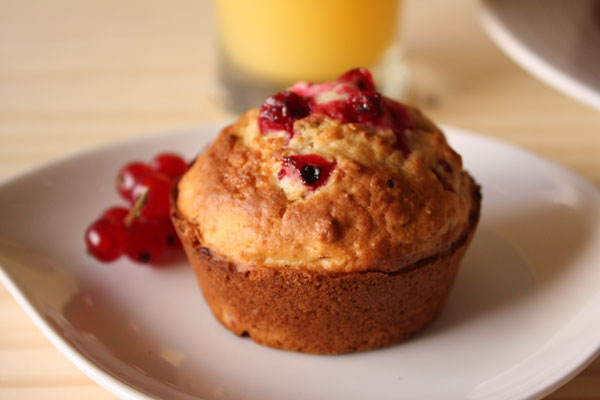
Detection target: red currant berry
<box><xmin>150</xmin><ymin>153</ymin><xmax>187</xmax><ymax>182</ymax></box>
<box><xmin>131</xmin><ymin>173</ymin><xmax>172</xmax><ymax>219</ymax></box>
<box><xmin>116</xmin><ymin>162</ymin><xmax>153</xmax><ymax>202</ymax></box>
<box><xmin>279</xmin><ymin>154</ymin><xmax>336</xmax><ymax>189</ymax></box>
<box><xmin>151</xmin><ymin>218</ymin><xmax>180</xmax><ymax>247</ymax></box>
<box><xmin>85</xmin><ymin>219</ymin><xmax>125</xmax><ymax>262</ymax></box>
<box><xmin>124</xmin><ymin>220</ymin><xmax>167</xmax><ymax>263</ymax></box>
<box><xmin>258</xmin><ymin>91</ymin><xmax>311</xmax><ymax>136</ymax></box>
<box><xmin>348</xmin><ymin>91</ymin><xmax>383</xmax><ymax>123</ymax></box>
<box><xmin>101</xmin><ymin>206</ymin><xmax>129</xmax><ymax>224</ymax></box>
<box><xmin>336</xmin><ymin>68</ymin><xmax>376</xmax><ymax>92</ymax></box>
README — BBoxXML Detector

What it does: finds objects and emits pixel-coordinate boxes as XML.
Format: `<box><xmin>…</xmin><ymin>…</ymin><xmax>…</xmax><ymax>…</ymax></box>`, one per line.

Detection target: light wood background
<box><xmin>1</xmin><ymin>0</ymin><xmax>599</xmax><ymax>398</ymax></box>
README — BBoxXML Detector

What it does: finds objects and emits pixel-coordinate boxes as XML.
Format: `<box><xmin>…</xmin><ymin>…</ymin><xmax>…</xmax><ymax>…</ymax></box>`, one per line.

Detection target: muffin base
<box><xmin>172</xmin><ymin>184</ymin><xmax>480</xmax><ymax>355</ymax></box>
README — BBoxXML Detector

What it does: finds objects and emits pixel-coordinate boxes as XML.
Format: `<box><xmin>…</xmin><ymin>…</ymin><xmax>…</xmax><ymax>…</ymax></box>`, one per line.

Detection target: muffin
<box><xmin>172</xmin><ymin>68</ymin><xmax>481</xmax><ymax>354</ymax></box>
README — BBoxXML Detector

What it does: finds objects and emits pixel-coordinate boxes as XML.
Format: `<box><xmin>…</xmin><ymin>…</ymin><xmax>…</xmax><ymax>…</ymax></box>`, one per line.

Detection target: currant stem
<box><xmin>124</xmin><ymin>188</ymin><xmax>149</xmax><ymax>227</ymax></box>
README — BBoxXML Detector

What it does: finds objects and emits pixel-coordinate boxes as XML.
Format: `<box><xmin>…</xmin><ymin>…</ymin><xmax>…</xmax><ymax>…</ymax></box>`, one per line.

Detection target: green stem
<box><xmin>124</xmin><ymin>188</ymin><xmax>149</xmax><ymax>227</ymax></box>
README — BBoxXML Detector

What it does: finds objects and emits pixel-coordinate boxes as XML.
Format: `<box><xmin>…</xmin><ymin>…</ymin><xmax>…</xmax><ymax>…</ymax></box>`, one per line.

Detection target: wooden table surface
<box><xmin>1</xmin><ymin>0</ymin><xmax>599</xmax><ymax>398</ymax></box>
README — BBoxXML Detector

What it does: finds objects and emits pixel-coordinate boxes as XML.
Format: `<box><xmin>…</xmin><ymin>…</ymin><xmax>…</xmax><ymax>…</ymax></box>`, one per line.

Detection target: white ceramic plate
<box><xmin>480</xmin><ymin>0</ymin><xmax>600</xmax><ymax>110</ymax></box>
<box><xmin>1</xmin><ymin>125</ymin><xmax>600</xmax><ymax>400</ymax></box>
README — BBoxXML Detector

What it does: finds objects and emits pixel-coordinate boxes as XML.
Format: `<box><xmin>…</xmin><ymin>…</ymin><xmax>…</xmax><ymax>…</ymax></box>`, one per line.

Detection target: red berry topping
<box><xmin>101</xmin><ymin>206</ymin><xmax>129</xmax><ymax>224</ymax></box>
<box><xmin>150</xmin><ymin>153</ymin><xmax>187</xmax><ymax>182</ymax></box>
<box><xmin>336</xmin><ymin>68</ymin><xmax>376</xmax><ymax>92</ymax></box>
<box><xmin>258</xmin><ymin>91</ymin><xmax>311</xmax><ymax>136</ymax></box>
<box><xmin>124</xmin><ymin>220</ymin><xmax>167</xmax><ymax>263</ymax></box>
<box><xmin>384</xmin><ymin>98</ymin><xmax>413</xmax><ymax>157</ymax></box>
<box><xmin>290</xmin><ymin>81</ymin><xmax>335</xmax><ymax>98</ymax></box>
<box><xmin>116</xmin><ymin>162</ymin><xmax>153</xmax><ymax>202</ymax></box>
<box><xmin>260</xmin><ymin>69</ymin><xmax>415</xmax><ymax>157</ymax></box>
<box><xmin>308</xmin><ymin>98</ymin><xmax>349</xmax><ymax>122</ymax></box>
<box><xmin>348</xmin><ymin>91</ymin><xmax>384</xmax><ymax>124</ymax></box>
<box><xmin>85</xmin><ymin>219</ymin><xmax>125</xmax><ymax>262</ymax></box>
<box><xmin>279</xmin><ymin>154</ymin><xmax>336</xmax><ymax>189</ymax></box>
<box><xmin>131</xmin><ymin>173</ymin><xmax>172</xmax><ymax>219</ymax></box>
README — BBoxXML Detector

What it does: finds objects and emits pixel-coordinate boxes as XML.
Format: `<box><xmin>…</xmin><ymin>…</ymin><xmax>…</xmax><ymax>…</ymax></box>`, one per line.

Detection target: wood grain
<box><xmin>0</xmin><ymin>0</ymin><xmax>598</xmax><ymax>398</ymax></box>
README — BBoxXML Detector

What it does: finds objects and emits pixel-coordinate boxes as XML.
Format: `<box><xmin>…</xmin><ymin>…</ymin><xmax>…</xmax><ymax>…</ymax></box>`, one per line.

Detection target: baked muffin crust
<box><xmin>174</xmin><ymin>68</ymin><xmax>481</xmax><ymax>353</ymax></box>
<box><xmin>178</xmin><ymin>74</ymin><xmax>476</xmax><ymax>273</ymax></box>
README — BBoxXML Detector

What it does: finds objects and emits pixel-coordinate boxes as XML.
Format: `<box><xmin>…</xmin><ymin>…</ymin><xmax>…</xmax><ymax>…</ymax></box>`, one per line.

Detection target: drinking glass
<box><xmin>214</xmin><ymin>0</ymin><xmax>407</xmax><ymax>112</ymax></box>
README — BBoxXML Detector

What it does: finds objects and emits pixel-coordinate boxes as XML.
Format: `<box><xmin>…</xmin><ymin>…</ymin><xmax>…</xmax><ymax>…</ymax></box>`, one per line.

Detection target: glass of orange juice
<box><xmin>214</xmin><ymin>0</ymin><xmax>406</xmax><ymax>112</ymax></box>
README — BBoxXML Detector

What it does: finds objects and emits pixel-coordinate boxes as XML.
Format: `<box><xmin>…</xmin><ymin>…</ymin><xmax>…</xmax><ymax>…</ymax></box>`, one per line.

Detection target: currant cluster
<box><xmin>84</xmin><ymin>153</ymin><xmax>187</xmax><ymax>264</ymax></box>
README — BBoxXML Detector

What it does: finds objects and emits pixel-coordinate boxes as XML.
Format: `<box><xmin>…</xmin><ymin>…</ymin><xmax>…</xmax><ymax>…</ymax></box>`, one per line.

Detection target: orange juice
<box><xmin>214</xmin><ymin>0</ymin><xmax>400</xmax><ymax>84</ymax></box>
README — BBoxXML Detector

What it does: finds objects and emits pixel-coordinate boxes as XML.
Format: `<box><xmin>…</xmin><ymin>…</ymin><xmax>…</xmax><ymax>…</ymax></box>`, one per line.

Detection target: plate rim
<box><xmin>479</xmin><ymin>0</ymin><xmax>600</xmax><ymax>111</ymax></box>
<box><xmin>0</xmin><ymin>124</ymin><xmax>227</xmax><ymax>400</ymax></box>
<box><xmin>0</xmin><ymin>123</ymin><xmax>599</xmax><ymax>400</ymax></box>
<box><xmin>0</xmin><ymin>266</ymin><xmax>158</xmax><ymax>400</ymax></box>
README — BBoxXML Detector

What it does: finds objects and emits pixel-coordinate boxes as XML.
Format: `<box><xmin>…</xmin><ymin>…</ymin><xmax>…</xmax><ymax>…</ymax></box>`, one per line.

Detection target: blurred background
<box><xmin>1</xmin><ymin>0</ymin><xmax>598</xmax><ymax>183</ymax></box>
<box><xmin>0</xmin><ymin>0</ymin><xmax>599</xmax><ymax>398</ymax></box>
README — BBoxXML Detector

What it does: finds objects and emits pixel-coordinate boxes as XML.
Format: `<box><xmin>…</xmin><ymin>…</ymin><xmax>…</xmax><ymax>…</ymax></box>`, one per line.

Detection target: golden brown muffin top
<box><xmin>177</xmin><ymin>69</ymin><xmax>477</xmax><ymax>273</ymax></box>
